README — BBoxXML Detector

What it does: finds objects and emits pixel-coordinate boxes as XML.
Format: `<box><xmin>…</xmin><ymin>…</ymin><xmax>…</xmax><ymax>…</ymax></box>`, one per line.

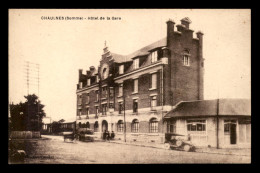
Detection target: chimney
<box><xmin>86</xmin><ymin>70</ymin><xmax>91</xmax><ymax>76</ymax></box>
<box><xmin>78</xmin><ymin>69</ymin><xmax>83</xmax><ymax>82</ymax></box>
<box><xmin>89</xmin><ymin>66</ymin><xmax>95</xmax><ymax>72</ymax></box>
<box><xmin>181</xmin><ymin>17</ymin><xmax>192</xmax><ymax>29</ymax></box>
<box><xmin>166</xmin><ymin>19</ymin><xmax>175</xmax><ymax>46</ymax></box>
<box><xmin>196</xmin><ymin>30</ymin><xmax>204</xmax><ymax>100</ymax></box>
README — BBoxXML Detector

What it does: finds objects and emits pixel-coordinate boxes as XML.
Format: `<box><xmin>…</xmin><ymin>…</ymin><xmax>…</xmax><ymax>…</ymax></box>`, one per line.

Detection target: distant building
<box><xmin>76</xmin><ymin>17</ymin><xmax>205</xmax><ymax>143</ymax></box>
<box><xmin>60</xmin><ymin>120</ymin><xmax>76</xmax><ymax>132</ymax></box>
<box><xmin>164</xmin><ymin>99</ymin><xmax>251</xmax><ymax>148</ymax></box>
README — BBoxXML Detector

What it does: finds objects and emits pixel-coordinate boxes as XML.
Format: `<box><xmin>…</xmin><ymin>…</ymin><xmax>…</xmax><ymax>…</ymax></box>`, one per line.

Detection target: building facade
<box><xmin>164</xmin><ymin>99</ymin><xmax>251</xmax><ymax>148</ymax></box>
<box><xmin>76</xmin><ymin>17</ymin><xmax>204</xmax><ymax>143</ymax></box>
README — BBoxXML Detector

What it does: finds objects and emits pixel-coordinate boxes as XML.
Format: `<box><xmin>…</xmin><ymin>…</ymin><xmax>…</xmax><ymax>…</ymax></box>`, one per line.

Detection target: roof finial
<box><xmin>104</xmin><ymin>40</ymin><xmax>107</xmax><ymax>48</ymax></box>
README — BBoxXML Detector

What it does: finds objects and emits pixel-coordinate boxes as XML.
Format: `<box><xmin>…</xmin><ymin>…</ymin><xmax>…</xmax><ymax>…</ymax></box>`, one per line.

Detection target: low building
<box><xmin>164</xmin><ymin>99</ymin><xmax>251</xmax><ymax>148</ymax></box>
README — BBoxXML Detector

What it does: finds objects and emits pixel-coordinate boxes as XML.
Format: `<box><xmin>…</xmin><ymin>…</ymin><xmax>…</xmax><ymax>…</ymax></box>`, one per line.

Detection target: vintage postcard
<box><xmin>8</xmin><ymin>9</ymin><xmax>251</xmax><ymax>164</ymax></box>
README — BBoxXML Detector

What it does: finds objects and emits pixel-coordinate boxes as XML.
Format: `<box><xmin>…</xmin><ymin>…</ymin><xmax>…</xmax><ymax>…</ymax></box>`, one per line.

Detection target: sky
<box><xmin>9</xmin><ymin>9</ymin><xmax>251</xmax><ymax>121</ymax></box>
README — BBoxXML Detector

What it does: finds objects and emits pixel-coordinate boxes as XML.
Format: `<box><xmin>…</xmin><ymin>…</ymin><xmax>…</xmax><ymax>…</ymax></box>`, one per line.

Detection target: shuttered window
<box><xmin>119</xmin><ymin>83</ymin><xmax>123</xmax><ymax>96</ymax></box>
<box><xmin>119</xmin><ymin>65</ymin><xmax>124</xmax><ymax>74</ymax></box>
<box><xmin>133</xmin><ymin>79</ymin><xmax>138</xmax><ymax>93</ymax></box>
<box><xmin>151</xmin><ymin>73</ymin><xmax>157</xmax><ymax>89</ymax></box>
<box><xmin>133</xmin><ymin>58</ymin><xmax>139</xmax><ymax>69</ymax></box>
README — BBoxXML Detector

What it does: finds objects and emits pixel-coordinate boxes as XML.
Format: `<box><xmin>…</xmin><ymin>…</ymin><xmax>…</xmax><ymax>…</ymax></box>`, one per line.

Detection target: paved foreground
<box><xmin>10</xmin><ymin>135</ymin><xmax>250</xmax><ymax>164</ymax></box>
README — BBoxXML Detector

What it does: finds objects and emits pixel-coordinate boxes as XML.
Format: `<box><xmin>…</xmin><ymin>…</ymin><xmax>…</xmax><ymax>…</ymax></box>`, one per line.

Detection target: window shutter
<box><xmin>149</xmin><ymin>74</ymin><xmax>152</xmax><ymax>88</ymax></box>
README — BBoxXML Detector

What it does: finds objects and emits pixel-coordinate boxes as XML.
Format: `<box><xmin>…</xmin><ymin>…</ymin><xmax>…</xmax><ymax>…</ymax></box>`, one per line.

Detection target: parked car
<box><xmin>63</xmin><ymin>131</ymin><xmax>75</xmax><ymax>142</ymax></box>
<box><xmin>77</xmin><ymin>128</ymin><xmax>95</xmax><ymax>142</ymax></box>
<box><xmin>164</xmin><ymin>133</ymin><xmax>195</xmax><ymax>152</ymax></box>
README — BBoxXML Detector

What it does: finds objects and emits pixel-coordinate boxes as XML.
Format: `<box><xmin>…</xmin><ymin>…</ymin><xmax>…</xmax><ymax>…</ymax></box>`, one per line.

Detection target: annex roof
<box><xmin>164</xmin><ymin>99</ymin><xmax>251</xmax><ymax>119</ymax></box>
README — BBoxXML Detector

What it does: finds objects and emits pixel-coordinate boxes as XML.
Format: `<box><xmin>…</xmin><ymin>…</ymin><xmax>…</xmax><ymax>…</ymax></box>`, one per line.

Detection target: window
<box><xmin>133</xmin><ymin>58</ymin><xmax>139</xmax><ymax>69</ymax></box>
<box><xmin>117</xmin><ymin>120</ymin><xmax>124</xmax><ymax>132</ymax></box>
<box><xmin>102</xmin><ymin>104</ymin><xmax>107</xmax><ymax>115</ymax></box>
<box><xmin>94</xmin><ymin>121</ymin><xmax>99</xmax><ymax>132</ymax></box>
<box><xmin>133</xmin><ymin>99</ymin><xmax>138</xmax><ymax>113</ymax></box>
<box><xmin>149</xmin><ymin>118</ymin><xmax>158</xmax><ymax>133</ymax></box>
<box><xmin>119</xmin><ymin>65</ymin><xmax>124</xmax><ymax>74</ymax></box>
<box><xmin>151</xmin><ymin>51</ymin><xmax>158</xmax><ymax>63</ymax></box>
<box><xmin>78</xmin><ymin>95</ymin><xmax>82</xmax><ymax>105</ymax></box>
<box><xmin>102</xmin><ymin>86</ymin><xmax>108</xmax><ymax>98</ymax></box>
<box><xmin>132</xmin><ymin>119</ymin><xmax>139</xmax><ymax>133</ymax></box>
<box><xmin>79</xmin><ymin>82</ymin><xmax>83</xmax><ymax>89</ymax></box>
<box><xmin>167</xmin><ymin>121</ymin><xmax>176</xmax><ymax>133</ymax></box>
<box><xmin>79</xmin><ymin>122</ymin><xmax>82</xmax><ymax>128</ymax></box>
<box><xmin>95</xmin><ymin>106</ymin><xmax>99</xmax><ymax>116</ymax></box>
<box><xmin>87</xmin><ymin>79</ymin><xmax>90</xmax><ymax>86</ymax></box>
<box><xmin>133</xmin><ymin>79</ymin><xmax>138</xmax><ymax>93</ymax></box>
<box><xmin>86</xmin><ymin>108</ymin><xmax>89</xmax><ymax>115</ymax></box>
<box><xmin>151</xmin><ymin>73</ymin><xmax>157</xmax><ymax>89</ymax></box>
<box><xmin>86</xmin><ymin>93</ymin><xmax>90</xmax><ymax>104</ymax></box>
<box><xmin>96</xmin><ymin>90</ymin><xmax>99</xmax><ymax>101</ymax></box>
<box><xmin>96</xmin><ymin>75</ymin><xmax>99</xmax><ymax>83</ymax></box>
<box><xmin>187</xmin><ymin>120</ymin><xmax>206</xmax><ymax>134</ymax></box>
<box><xmin>183</xmin><ymin>55</ymin><xmax>190</xmax><ymax>66</ymax></box>
<box><xmin>109</xmin><ymin>87</ymin><xmax>114</xmax><ymax>97</ymax></box>
<box><xmin>79</xmin><ymin>109</ymin><xmax>82</xmax><ymax>116</ymax></box>
<box><xmin>119</xmin><ymin>102</ymin><xmax>123</xmax><ymax>114</ymax></box>
<box><xmin>151</xmin><ymin>96</ymin><xmax>157</xmax><ymax>110</ymax></box>
<box><xmin>118</xmin><ymin>83</ymin><xmax>123</xmax><ymax>97</ymax></box>
<box><xmin>224</xmin><ymin>120</ymin><xmax>236</xmax><ymax>135</ymax></box>
<box><xmin>109</xmin><ymin>103</ymin><xmax>114</xmax><ymax>109</ymax></box>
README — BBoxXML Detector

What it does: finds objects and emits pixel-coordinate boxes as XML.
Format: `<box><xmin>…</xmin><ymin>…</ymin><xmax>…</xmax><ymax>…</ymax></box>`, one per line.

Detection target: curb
<box><xmin>109</xmin><ymin>141</ymin><xmax>250</xmax><ymax>157</ymax></box>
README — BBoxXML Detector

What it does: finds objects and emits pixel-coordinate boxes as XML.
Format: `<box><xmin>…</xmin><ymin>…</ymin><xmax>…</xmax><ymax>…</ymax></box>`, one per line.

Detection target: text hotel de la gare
<box><xmin>41</xmin><ymin>16</ymin><xmax>122</xmax><ymax>20</ymax></box>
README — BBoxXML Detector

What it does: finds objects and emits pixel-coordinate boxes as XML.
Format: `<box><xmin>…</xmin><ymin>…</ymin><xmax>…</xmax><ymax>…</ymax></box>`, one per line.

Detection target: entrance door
<box><xmin>230</xmin><ymin>123</ymin><xmax>237</xmax><ymax>144</ymax></box>
<box><xmin>224</xmin><ymin>120</ymin><xmax>237</xmax><ymax>145</ymax></box>
<box><xmin>102</xmin><ymin>120</ymin><xmax>108</xmax><ymax>132</ymax></box>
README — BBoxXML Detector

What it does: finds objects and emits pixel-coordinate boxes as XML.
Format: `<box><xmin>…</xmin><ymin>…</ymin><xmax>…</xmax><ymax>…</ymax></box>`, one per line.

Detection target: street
<box><xmin>12</xmin><ymin>135</ymin><xmax>250</xmax><ymax>164</ymax></box>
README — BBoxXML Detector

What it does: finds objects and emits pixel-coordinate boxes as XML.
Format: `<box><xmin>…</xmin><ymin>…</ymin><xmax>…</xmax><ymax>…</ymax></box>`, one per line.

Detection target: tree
<box><xmin>9</xmin><ymin>94</ymin><xmax>46</xmax><ymax>131</ymax></box>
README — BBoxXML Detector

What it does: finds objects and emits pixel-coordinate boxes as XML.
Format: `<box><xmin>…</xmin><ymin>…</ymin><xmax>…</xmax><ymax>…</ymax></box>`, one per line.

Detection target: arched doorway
<box><xmin>86</xmin><ymin>122</ymin><xmax>90</xmax><ymax>129</ymax></box>
<box><xmin>102</xmin><ymin>120</ymin><xmax>108</xmax><ymax>132</ymax></box>
<box><xmin>94</xmin><ymin>121</ymin><xmax>99</xmax><ymax>132</ymax></box>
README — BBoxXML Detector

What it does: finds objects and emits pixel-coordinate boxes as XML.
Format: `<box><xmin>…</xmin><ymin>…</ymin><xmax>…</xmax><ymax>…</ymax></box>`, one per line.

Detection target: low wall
<box><xmin>10</xmin><ymin>131</ymin><xmax>41</xmax><ymax>139</ymax></box>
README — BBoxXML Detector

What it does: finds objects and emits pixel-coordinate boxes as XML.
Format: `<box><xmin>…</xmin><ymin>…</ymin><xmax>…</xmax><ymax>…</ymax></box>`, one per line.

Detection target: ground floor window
<box><xmin>117</xmin><ymin>120</ymin><xmax>124</xmax><ymax>132</ymax></box>
<box><xmin>167</xmin><ymin>120</ymin><xmax>176</xmax><ymax>133</ymax></box>
<box><xmin>102</xmin><ymin>104</ymin><xmax>107</xmax><ymax>115</ymax></box>
<box><xmin>94</xmin><ymin>121</ymin><xmax>99</xmax><ymax>132</ymax></box>
<box><xmin>149</xmin><ymin>118</ymin><xmax>158</xmax><ymax>133</ymax></box>
<box><xmin>131</xmin><ymin>119</ymin><xmax>139</xmax><ymax>133</ymax></box>
<box><xmin>187</xmin><ymin>120</ymin><xmax>206</xmax><ymax>134</ymax></box>
<box><xmin>238</xmin><ymin>119</ymin><xmax>251</xmax><ymax>144</ymax></box>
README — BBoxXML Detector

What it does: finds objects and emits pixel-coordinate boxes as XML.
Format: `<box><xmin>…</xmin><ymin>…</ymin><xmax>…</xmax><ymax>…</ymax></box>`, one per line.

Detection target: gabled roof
<box><xmin>164</xmin><ymin>99</ymin><xmax>251</xmax><ymax>119</ymax></box>
<box><xmin>111</xmin><ymin>37</ymin><xmax>167</xmax><ymax>63</ymax></box>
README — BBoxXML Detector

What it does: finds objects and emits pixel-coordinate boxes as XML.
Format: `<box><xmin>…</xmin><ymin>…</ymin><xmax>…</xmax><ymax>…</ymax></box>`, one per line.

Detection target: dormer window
<box><xmin>119</xmin><ymin>65</ymin><xmax>124</xmax><ymax>74</ymax></box>
<box><xmin>151</xmin><ymin>51</ymin><xmax>158</xmax><ymax>63</ymax></box>
<box><xmin>87</xmin><ymin>79</ymin><xmax>90</xmax><ymax>86</ymax></box>
<box><xmin>133</xmin><ymin>58</ymin><xmax>139</xmax><ymax>70</ymax></box>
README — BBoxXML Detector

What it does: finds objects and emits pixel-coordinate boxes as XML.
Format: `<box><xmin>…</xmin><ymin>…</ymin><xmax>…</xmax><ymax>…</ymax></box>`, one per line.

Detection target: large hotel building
<box><xmin>76</xmin><ymin>17</ymin><xmax>205</xmax><ymax>143</ymax></box>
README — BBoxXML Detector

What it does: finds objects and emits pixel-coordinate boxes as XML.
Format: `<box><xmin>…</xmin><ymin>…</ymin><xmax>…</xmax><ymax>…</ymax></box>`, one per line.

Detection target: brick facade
<box><xmin>76</xmin><ymin>17</ymin><xmax>204</xmax><ymax>144</ymax></box>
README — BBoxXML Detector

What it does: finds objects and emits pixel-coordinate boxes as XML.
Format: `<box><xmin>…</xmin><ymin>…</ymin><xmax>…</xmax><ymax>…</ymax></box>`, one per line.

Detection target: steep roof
<box><xmin>164</xmin><ymin>99</ymin><xmax>251</xmax><ymax>119</ymax></box>
<box><xmin>111</xmin><ymin>37</ymin><xmax>167</xmax><ymax>63</ymax></box>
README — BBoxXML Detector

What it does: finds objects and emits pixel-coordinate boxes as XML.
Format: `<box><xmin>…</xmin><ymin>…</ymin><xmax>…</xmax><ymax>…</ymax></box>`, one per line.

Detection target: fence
<box><xmin>10</xmin><ymin>131</ymin><xmax>41</xmax><ymax>139</ymax></box>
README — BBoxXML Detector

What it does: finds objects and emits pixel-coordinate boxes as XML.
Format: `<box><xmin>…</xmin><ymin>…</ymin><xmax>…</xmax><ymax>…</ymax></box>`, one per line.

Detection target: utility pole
<box><xmin>123</xmin><ymin>95</ymin><xmax>126</xmax><ymax>142</ymax></box>
<box><xmin>24</xmin><ymin>61</ymin><xmax>40</xmax><ymax>131</ymax></box>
